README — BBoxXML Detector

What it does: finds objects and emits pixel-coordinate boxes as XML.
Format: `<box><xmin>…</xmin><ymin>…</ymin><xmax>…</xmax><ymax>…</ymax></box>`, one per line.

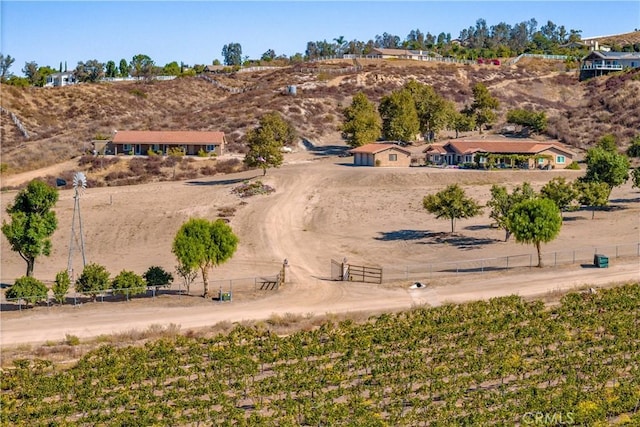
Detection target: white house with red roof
<box><xmin>423</xmin><ymin>138</ymin><xmax>575</xmax><ymax>169</ymax></box>
<box><xmin>110</xmin><ymin>131</ymin><xmax>226</xmax><ymax>156</ymax></box>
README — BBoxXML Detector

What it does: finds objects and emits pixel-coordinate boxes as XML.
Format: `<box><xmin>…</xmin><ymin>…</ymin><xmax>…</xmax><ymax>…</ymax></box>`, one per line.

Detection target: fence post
<box><xmin>529</xmin><ymin>254</ymin><xmax>532</xmax><ymax>269</ymax></box>
<box><xmin>405</xmin><ymin>266</ymin><xmax>409</xmax><ymax>280</ymax></box>
<box><xmin>481</xmin><ymin>259</ymin><xmax>484</xmax><ymax>273</ymax></box>
<box><xmin>573</xmin><ymin>251</ymin><xmax>575</xmax><ymax>264</ymax></box>
<box><xmin>554</xmin><ymin>252</ymin><xmax>557</xmax><ymax>267</ymax></box>
<box><xmin>616</xmin><ymin>245</ymin><xmax>619</xmax><ymax>258</ymax></box>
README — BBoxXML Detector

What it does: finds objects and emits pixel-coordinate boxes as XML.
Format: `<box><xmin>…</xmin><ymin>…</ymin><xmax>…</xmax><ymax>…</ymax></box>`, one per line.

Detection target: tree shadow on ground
<box><xmin>375</xmin><ymin>229</ymin><xmax>433</xmax><ymax>241</ymax></box>
<box><xmin>376</xmin><ymin>230</ymin><xmax>500</xmax><ymax>250</ymax></box>
<box><xmin>302</xmin><ymin>138</ymin><xmax>349</xmax><ymax>157</ymax></box>
<box><xmin>463</xmin><ymin>224</ymin><xmax>493</xmax><ymax>231</ymax></box>
<box><xmin>610</xmin><ymin>196</ymin><xmax>640</xmax><ymax>204</ymax></box>
<box><xmin>186</xmin><ymin>176</ymin><xmax>261</xmax><ymax>186</ymax></box>
<box><xmin>418</xmin><ymin>232</ymin><xmax>501</xmax><ymax>250</ymax></box>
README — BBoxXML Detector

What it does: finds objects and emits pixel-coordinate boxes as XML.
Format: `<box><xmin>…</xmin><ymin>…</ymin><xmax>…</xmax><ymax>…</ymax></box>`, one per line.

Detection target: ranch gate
<box><xmin>331</xmin><ymin>259</ymin><xmax>383</xmax><ymax>284</ymax></box>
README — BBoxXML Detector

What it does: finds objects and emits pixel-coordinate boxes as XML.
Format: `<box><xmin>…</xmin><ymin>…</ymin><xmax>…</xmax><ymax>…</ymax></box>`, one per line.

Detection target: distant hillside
<box><xmin>2</xmin><ymin>58</ymin><xmax>639</xmax><ymax>173</ymax></box>
<box><xmin>583</xmin><ymin>30</ymin><xmax>640</xmax><ymax>48</ymax></box>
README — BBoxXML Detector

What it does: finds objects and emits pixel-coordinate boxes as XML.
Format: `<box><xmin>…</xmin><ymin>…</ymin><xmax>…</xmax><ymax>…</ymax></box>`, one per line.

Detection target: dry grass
<box><xmin>2</xmin><ymin>60</ymin><xmax>640</xmax><ymax>174</ymax></box>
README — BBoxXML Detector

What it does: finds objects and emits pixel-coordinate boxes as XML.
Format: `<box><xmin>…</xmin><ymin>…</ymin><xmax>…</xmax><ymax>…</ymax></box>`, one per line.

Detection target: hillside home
<box><xmin>45</xmin><ymin>72</ymin><xmax>76</xmax><ymax>87</ymax></box>
<box><xmin>349</xmin><ymin>143</ymin><xmax>412</xmax><ymax>167</ymax></box>
<box><xmin>368</xmin><ymin>48</ymin><xmax>441</xmax><ymax>61</ymax></box>
<box><xmin>110</xmin><ymin>131</ymin><xmax>226</xmax><ymax>156</ymax></box>
<box><xmin>580</xmin><ymin>51</ymin><xmax>640</xmax><ymax>79</ymax></box>
<box><xmin>423</xmin><ymin>139</ymin><xmax>574</xmax><ymax>169</ymax></box>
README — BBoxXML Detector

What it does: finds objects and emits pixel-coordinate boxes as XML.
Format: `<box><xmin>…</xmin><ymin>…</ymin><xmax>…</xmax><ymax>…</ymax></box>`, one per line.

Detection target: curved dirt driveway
<box><xmin>2</xmin><ymin>146</ymin><xmax>639</xmax><ymax>347</ymax></box>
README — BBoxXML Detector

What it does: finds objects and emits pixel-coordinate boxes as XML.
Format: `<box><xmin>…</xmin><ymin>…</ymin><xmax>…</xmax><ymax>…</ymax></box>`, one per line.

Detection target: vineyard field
<box><xmin>2</xmin><ymin>283</ymin><xmax>639</xmax><ymax>426</ymax></box>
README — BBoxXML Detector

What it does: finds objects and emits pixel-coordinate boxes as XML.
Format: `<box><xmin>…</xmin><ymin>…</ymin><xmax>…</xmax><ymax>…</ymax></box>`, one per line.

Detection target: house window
<box><xmin>433</xmin><ymin>154</ymin><xmax>440</xmax><ymax>162</ymax></box>
<box><xmin>389</xmin><ymin>153</ymin><xmax>397</xmax><ymax>161</ymax></box>
<box><xmin>206</xmin><ymin>145</ymin><xmax>216</xmax><ymax>152</ymax></box>
<box><xmin>464</xmin><ymin>155</ymin><xmax>473</xmax><ymax>163</ymax></box>
<box><xmin>556</xmin><ymin>155</ymin><xmax>566</xmax><ymax>164</ymax></box>
<box><xmin>478</xmin><ymin>156</ymin><xmax>486</xmax><ymax>164</ymax></box>
<box><xmin>123</xmin><ymin>144</ymin><xmax>132</xmax><ymax>152</ymax></box>
<box><xmin>538</xmin><ymin>158</ymin><xmax>545</xmax><ymax>164</ymax></box>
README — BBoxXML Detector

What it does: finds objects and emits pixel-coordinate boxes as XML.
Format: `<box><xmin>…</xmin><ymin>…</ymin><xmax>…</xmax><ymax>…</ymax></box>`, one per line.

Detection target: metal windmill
<box><xmin>67</xmin><ymin>172</ymin><xmax>87</xmax><ymax>276</ymax></box>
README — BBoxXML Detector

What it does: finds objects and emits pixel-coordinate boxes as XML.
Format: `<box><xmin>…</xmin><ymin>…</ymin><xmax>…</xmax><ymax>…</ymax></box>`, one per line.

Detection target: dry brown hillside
<box><xmin>2</xmin><ymin>58</ymin><xmax>639</xmax><ymax>173</ymax></box>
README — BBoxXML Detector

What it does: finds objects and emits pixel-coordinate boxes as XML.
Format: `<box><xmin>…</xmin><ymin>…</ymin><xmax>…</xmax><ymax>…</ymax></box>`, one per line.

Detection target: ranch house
<box><xmin>349</xmin><ymin>143</ymin><xmax>412</xmax><ymax>167</ymax></box>
<box><xmin>423</xmin><ymin>139</ymin><xmax>574</xmax><ymax>169</ymax></box>
<box><xmin>110</xmin><ymin>130</ymin><xmax>226</xmax><ymax>156</ymax></box>
<box><xmin>580</xmin><ymin>51</ymin><xmax>640</xmax><ymax>79</ymax></box>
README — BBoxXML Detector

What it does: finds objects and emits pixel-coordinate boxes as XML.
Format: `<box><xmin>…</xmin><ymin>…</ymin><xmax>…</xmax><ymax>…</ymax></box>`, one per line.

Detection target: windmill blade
<box><xmin>73</xmin><ymin>172</ymin><xmax>87</xmax><ymax>195</ymax></box>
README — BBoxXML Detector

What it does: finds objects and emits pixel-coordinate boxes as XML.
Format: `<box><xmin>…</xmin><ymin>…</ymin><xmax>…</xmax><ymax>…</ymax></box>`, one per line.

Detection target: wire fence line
<box><xmin>381</xmin><ymin>242</ymin><xmax>640</xmax><ymax>282</ymax></box>
<box><xmin>0</xmin><ymin>275</ymin><xmax>280</xmax><ymax>311</ymax></box>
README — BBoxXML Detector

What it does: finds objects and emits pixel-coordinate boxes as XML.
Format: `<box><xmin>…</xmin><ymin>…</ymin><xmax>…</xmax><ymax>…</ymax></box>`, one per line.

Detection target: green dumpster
<box><xmin>220</xmin><ymin>292</ymin><xmax>232</xmax><ymax>302</ymax></box>
<box><xmin>594</xmin><ymin>254</ymin><xmax>609</xmax><ymax>268</ymax></box>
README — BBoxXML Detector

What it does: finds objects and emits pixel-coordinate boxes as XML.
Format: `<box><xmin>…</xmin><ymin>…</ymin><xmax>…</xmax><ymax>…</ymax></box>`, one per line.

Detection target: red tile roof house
<box><xmin>110</xmin><ymin>131</ymin><xmax>226</xmax><ymax>156</ymax></box>
<box><xmin>423</xmin><ymin>139</ymin><xmax>575</xmax><ymax>169</ymax></box>
<box><xmin>349</xmin><ymin>143</ymin><xmax>412</xmax><ymax>167</ymax></box>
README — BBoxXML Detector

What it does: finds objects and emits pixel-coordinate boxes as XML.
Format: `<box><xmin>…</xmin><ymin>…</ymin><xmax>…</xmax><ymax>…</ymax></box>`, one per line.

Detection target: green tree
<box><xmin>341</xmin><ymin>92</ymin><xmax>382</xmax><ymax>147</ymax></box>
<box><xmin>575</xmin><ymin>181</ymin><xmax>610</xmax><ymax>219</ymax></box>
<box><xmin>75</xmin><ymin>263</ymin><xmax>110</xmax><ymax>301</ymax></box>
<box><xmin>105</xmin><ymin>60</ymin><xmax>117</xmax><ymax>78</ymax></box>
<box><xmin>222</xmin><ymin>42</ymin><xmax>243</xmax><ymax>66</ymax></box>
<box><xmin>486</xmin><ymin>182</ymin><xmax>536</xmax><ymax>241</ymax></box>
<box><xmin>172</xmin><ymin>218</ymin><xmax>238</xmax><ymax>297</ymax></box>
<box><xmin>506</xmin><ymin>109</ymin><xmax>547</xmax><ymax>134</ymax></box>
<box><xmin>423</xmin><ymin>184</ymin><xmax>482</xmax><ymax>233</ymax></box>
<box><xmin>162</xmin><ymin>61</ymin><xmax>181</xmax><ymax>76</ymax></box>
<box><xmin>378</xmin><ymin>89</ymin><xmax>420</xmax><ymax>143</ymax></box>
<box><xmin>582</xmin><ymin>147</ymin><xmax>630</xmax><ymax>200</ymax></box>
<box><xmin>2</xmin><ymin>180</ymin><xmax>59</xmax><ymax>277</ymax></box>
<box><xmin>595</xmin><ymin>134</ymin><xmax>618</xmax><ymax>153</ymax></box>
<box><xmin>625</xmin><ymin>135</ymin><xmax>640</xmax><ymax>157</ymax></box>
<box><xmin>22</xmin><ymin>61</ymin><xmax>40</xmax><ymax>86</ymax></box>
<box><xmin>470</xmin><ymin>83</ymin><xmax>499</xmax><ymax>133</ymax></box>
<box><xmin>404</xmin><ymin>80</ymin><xmax>452</xmax><ymax>141</ymax></box>
<box><xmin>130</xmin><ymin>54</ymin><xmax>155</xmax><ymax>80</ymax></box>
<box><xmin>53</xmin><ymin>270</ymin><xmax>70</xmax><ymax>304</ymax></box>
<box><xmin>112</xmin><ymin>270</ymin><xmax>147</xmax><ymax>299</ymax></box>
<box><xmin>507</xmin><ymin>198</ymin><xmax>562</xmax><ymax>267</ymax></box>
<box><xmin>74</xmin><ymin>59</ymin><xmax>105</xmax><ymax>83</ymax></box>
<box><xmin>143</xmin><ymin>266</ymin><xmax>174</xmax><ymax>292</ymax></box>
<box><xmin>449</xmin><ymin>110</ymin><xmax>476</xmax><ymax>138</ymax></box>
<box><xmin>175</xmin><ymin>263</ymin><xmax>198</xmax><ymax>295</ymax></box>
<box><xmin>0</xmin><ymin>53</ymin><xmax>15</xmax><ymax>82</ymax></box>
<box><xmin>540</xmin><ymin>177</ymin><xmax>577</xmax><ymax>217</ymax></box>
<box><xmin>244</xmin><ymin>112</ymin><xmax>295</xmax><ymax>175</ymax></box>
<box><xmin>6</xmin><ymin>276</ymin><xmax>48</xmax><ymax>306</ymax></box>
<box><xmin>118</xmin><ymin>58</ymin><xmax>129</xmax><ymax>77</ymax></box>
<box><xmin>261</xmin><ymin>49</ymin><xmax>276</xmax><ymax>62</ymax></box>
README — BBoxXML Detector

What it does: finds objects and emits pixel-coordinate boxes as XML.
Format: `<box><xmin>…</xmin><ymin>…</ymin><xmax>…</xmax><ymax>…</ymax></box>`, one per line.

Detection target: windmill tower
<box><xmin>67</xmin><ymin>172</ymin><xmax>87</xmax><ymax>278</ymax></box>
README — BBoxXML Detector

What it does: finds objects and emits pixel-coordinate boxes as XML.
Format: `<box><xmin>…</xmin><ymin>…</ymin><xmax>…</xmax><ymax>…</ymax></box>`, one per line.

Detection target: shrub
<box><xmin>197</xmin><ymin>149</ymin><xmax>208</xmax><ymax>157</ymax></box>
<box><xmin>565</xmin><ymin>161</ymin><xmax>581</xmax><ymax>170</ymax></box>
<box><xmin>112</xmin><ymin>270</ymin><xmax>147</xmax><ymax>298</ymax></box>
<box><xmin>53</xmin><ymin>270</ymin><xmax>70</xmax><ymax>304</ymax></box>
<box><xmin>143</xmin><ymin>266</ymin><xmax>174</xmax><ymax>292</ymax></box>
<box><xmin>75</xmin><ymin>263</ymin><xmax>110</xmax><ymax>301</ymax></box>
<box><xmin>6</xmin><ymin>276</ymin><xmax>49</xmax><ymax>306</ymax></box>
<box><xmin>65</xmin><ymin>334</ymin><xmax>80</xmax><ymax>346</ymax></box>
<box><xmin>232</xmin><ymin>180</ymin><xmax>275</xmax><ymax>198</ymax></box>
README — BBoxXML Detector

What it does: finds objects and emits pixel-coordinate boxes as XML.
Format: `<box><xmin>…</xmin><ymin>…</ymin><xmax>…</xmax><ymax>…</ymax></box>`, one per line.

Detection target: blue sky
<box><xmin>1</xmin><ymin>1</ymin><xmax>639</xmax><ymax>75</ymax></box>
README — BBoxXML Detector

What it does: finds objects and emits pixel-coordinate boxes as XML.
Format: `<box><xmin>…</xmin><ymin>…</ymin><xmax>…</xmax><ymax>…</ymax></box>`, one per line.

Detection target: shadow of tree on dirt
<box><xmin>186</xmin><ymin>176</ymin><xmax>260</xmax><ymax>186</ymax></box>
<box><xmin>375</xmin><ymin>229</ymin><xmax>433</xmax><ymax>241</ymax></box>
<box><xmin>302</xmin><ymin>138</ymin><xmax>349</xmax><ymax>157</ymax></box>
<box><xmin>376</xmin><ymin>230</ymin><xmax>500</xmax><ymax>250</ymax></box>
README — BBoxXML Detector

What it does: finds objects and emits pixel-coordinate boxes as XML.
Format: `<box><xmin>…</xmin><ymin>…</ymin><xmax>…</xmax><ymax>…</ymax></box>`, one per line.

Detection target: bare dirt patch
<box><xmin>1</xmin><ymin>141</ymin><xmax>639</xmax><ymax>347</ymax></box>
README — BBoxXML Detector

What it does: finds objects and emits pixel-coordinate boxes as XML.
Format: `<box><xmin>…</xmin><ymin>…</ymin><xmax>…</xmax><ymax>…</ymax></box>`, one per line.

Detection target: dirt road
<box><xmin>1</xmin><ymin>141</ymin><xmax>639</xmax><ymax>347</ymax></box>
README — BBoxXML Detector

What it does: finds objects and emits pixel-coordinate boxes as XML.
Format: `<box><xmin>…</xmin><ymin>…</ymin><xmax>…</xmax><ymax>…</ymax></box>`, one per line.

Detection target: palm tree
<box><xmin>334</xmin><ymin>36</ymin><xmax>346</xmax><ymax>56</ymax></box>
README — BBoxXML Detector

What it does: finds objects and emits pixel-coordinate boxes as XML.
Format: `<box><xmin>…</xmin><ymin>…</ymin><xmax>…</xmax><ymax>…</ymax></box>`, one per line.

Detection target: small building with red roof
<box><xmin>349</xmin><ymin>143</ymin><xmax>412</xmax><ymax>167</ymax></box>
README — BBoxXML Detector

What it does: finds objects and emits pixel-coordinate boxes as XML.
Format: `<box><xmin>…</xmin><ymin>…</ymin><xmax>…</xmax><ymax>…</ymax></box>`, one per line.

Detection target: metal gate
<box><xmin>331</xmin><ymin>259</ymin><xmax>382</xmax><ymax>284</ymax></box>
